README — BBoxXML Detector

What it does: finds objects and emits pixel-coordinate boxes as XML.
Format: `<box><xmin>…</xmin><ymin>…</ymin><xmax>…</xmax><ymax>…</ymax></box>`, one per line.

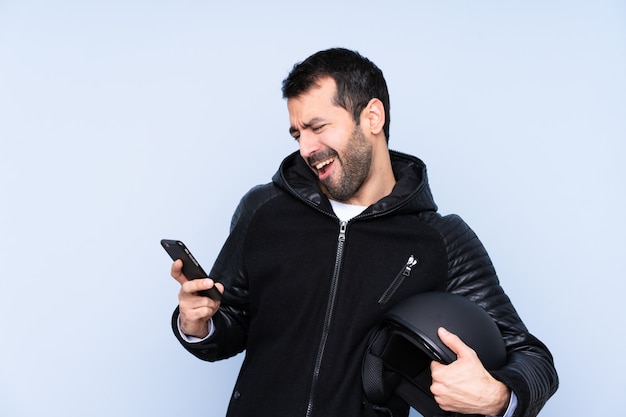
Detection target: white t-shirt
<box><xmin>329</xmin><ymin>199</ymin><xmax>367</xmax><ymax>221</ymax></box>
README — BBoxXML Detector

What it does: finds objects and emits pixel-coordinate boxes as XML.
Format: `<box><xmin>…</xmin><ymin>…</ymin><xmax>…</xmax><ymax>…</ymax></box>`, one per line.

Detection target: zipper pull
<box><xmin>378</xmin><ymin>255</ymin><xmax>419</xmax><ymax>305</ymax></box>
<box><xmin>403</xmin><ymin>255</ymin><xmax>418</xmax><ymax>276</ymax></box>
<box><xmin>338</xmin><ymin>221</ymin><xmax>347</xmax><ymax>242</ymax></box>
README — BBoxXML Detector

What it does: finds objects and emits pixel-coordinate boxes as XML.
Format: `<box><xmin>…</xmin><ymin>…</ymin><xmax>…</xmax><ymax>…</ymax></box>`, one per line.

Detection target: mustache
<box><xmin>307</xmin><ymin>149</ymin><xmax>338</xmax><ymax>167</ymax></box>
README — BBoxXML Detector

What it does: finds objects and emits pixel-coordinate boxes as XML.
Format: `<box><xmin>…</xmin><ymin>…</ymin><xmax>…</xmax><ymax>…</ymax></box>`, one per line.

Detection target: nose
<box><xmin>297</xmin><ymin>130</ymin><xmax>321</xmax><ymax>160</ymax></box>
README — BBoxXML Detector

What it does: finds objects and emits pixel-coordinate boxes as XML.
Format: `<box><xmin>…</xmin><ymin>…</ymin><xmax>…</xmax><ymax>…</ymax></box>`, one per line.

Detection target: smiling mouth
<box><xmin>314</xmin><ymin>157</ymin><xmax>334</xmax><ymax>171</ymax></box>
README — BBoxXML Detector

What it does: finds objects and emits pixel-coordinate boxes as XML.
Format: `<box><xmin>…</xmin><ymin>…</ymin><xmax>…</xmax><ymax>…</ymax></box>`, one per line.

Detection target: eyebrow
<box><xmin>289</xmin><ymin>117</ymin><xmax>326</xmax><ymax>136</ymax></box>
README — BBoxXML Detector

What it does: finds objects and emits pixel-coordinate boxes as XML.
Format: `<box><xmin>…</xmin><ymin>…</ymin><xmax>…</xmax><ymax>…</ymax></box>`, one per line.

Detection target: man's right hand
<box><xmin>171</xmin><ymin>259</ymin><xmax>224</xmax><ymax>339</ymax></box>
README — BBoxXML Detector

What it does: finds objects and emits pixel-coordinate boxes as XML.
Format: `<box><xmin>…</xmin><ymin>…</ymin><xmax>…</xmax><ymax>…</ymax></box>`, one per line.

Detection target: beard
<box><xmin>320</xmin><ymin>125</ymin><xmax>373</xmax><ymax>202</ymax></box>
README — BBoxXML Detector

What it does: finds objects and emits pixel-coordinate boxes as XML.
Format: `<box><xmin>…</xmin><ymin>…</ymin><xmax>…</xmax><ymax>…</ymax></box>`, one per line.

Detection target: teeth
<box><xmin>315</xmin><ymin>158</ymin><xmax>334</xmax><ymax>170</ymax></box>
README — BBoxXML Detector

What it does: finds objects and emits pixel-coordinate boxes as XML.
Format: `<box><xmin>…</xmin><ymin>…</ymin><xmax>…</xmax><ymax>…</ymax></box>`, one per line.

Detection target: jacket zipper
<box><xmin>377</xmin><ymin>255</ymin><xmax>418</xmax><ymax>305</ymax></box>
<box><xmin>305</xmin><ymin>220</ymin><xmax>347</xmax><ymax>417</ymax></box>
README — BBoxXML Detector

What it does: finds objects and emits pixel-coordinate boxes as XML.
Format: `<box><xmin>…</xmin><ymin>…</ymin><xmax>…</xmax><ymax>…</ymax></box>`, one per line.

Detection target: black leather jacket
<box><xmin>172</xmin><ymin>150</ymin><xmax>558</xmax><ymax>417</ymax></box>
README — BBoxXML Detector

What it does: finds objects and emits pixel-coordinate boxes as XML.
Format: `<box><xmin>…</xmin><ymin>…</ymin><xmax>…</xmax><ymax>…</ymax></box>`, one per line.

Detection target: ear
<box><xmin>362</xmin><ymin>98</ymin><xmax>386</xmax><ymax>137</ymax></box>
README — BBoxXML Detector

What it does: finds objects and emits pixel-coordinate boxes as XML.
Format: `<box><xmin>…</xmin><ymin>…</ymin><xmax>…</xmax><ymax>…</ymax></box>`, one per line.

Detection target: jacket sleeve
<box><xmin>434</xmin><ymin>213</ymin><xmax>558</xmax><ymax>417</ymax></box>
<box><xmin>170</xmin><ymin>183</ymin><xmax>281</xmax><ymax>362</ymax></box>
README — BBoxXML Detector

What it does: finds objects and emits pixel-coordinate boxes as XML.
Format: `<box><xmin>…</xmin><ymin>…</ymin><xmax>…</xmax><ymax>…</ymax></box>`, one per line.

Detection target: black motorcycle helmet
<box><xmin>362</xmin><ymin>292</ymin><xmax>507</xmax><ymax>417</ymax></box>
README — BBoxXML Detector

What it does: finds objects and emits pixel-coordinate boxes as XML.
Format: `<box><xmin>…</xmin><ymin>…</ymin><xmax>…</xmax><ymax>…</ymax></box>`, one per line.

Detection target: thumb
<box><xmin>438</xmin><ymin>326</ymin><xmax>472</xmax><ymax>358</ymax></box>
<box><xmin>170</xmin><ymin>259</ymin><xmax>189</xmax><ymax>285</ymax></box>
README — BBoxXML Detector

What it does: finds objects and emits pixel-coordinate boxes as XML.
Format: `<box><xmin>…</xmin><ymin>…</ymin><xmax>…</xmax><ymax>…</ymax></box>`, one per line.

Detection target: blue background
<box><xmin>1</xmin><ymin>1</ymin><xmax>624</xmax><ymax>416</ymax></box>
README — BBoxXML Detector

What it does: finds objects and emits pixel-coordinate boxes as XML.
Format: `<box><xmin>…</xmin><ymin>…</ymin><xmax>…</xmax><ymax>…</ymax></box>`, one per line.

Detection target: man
<box><xmin>170</xmin><ymin>48</ymin><xmax>558</xmax><ymax>417</ymax></box>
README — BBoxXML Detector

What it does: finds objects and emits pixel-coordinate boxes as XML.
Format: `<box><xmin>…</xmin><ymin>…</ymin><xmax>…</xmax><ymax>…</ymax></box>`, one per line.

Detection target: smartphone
<box><xmin>161</xmin><ymin>239</ymin><xmax>222</xmax><ymax>301</ymax></box>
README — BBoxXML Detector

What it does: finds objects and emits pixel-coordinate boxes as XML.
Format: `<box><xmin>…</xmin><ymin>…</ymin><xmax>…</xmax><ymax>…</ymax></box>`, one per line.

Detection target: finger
<box><xmin>180</xmin><ymin>278</ymin><xmax>225</xmax><ymax>301</ymax></box>
<box><xmin>170</xmin><ymin>259</ymin><xmax>188</xmax><ymax>285</ymax></box>
<box><xmin>181</xmin><ymin>278</ymin><xmax>214</xmax><ymax>295</ymax></box>
<box><xmin>430</xmin><ymin>359</ymin><xmax>445</xmax><ymax>376</ymax></box>
<box><xmin>438</xmin><ymin>327</ymin><xmax>474</xmax><ymax>358</ymax></box>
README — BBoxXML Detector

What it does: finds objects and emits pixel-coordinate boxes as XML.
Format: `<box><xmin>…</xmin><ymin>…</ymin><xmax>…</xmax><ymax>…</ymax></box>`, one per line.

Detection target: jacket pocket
<box><xmin>377</xmin><ymin>255</ymin><xmax>418</xmax><ymax>305</ymax></box>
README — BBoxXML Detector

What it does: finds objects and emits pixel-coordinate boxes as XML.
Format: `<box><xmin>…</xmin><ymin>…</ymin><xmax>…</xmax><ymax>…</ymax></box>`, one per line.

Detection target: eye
<box><xmin>289</xmin><ymin>128</ymin><xmax>300</xmax><ymax>141</ymax></box>
<box><xmin>312</xmin><ymin>124</ymin><xmax>326</xmax><ymax>133</ymax></box>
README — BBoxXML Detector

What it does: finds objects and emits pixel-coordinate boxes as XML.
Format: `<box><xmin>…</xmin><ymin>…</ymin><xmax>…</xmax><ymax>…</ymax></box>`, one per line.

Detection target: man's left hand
<box><xmin>430</xmin><ymin>327</ymin><xmax>510</xmax><ymax>416</ymax></box>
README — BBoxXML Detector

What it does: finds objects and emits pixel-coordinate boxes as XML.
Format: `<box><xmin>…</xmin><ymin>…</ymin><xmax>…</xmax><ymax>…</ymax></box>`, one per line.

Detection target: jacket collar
<box><xmin>272</xmin><ymin>150</ymin><xmax>438</xmax><ymax>217</ymax></box>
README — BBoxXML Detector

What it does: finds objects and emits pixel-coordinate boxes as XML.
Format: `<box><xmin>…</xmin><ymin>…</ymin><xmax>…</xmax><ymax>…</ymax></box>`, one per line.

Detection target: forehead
<box><xmin>287</xmin><ymin>78</ymin><xmax>337</xmax><ymax>115</ymax></box>
<box><xmin>287</xmin><ymin>77</ymin><xmax>352</xmax><ymax>129</ymax></box>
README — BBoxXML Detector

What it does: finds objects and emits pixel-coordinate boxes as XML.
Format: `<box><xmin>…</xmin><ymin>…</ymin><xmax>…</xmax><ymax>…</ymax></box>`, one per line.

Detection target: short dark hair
<box><xmin>282</xmin><ymin>48</ymin><xmax>391</xmax><ymax>142</ymax></box>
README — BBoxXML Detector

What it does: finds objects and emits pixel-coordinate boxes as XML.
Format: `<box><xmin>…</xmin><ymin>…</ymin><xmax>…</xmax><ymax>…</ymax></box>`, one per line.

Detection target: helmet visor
<box><xmin>380</xmin><ymin>328</ymin><xmax>441</xmax><ymax>379</ymax></box>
